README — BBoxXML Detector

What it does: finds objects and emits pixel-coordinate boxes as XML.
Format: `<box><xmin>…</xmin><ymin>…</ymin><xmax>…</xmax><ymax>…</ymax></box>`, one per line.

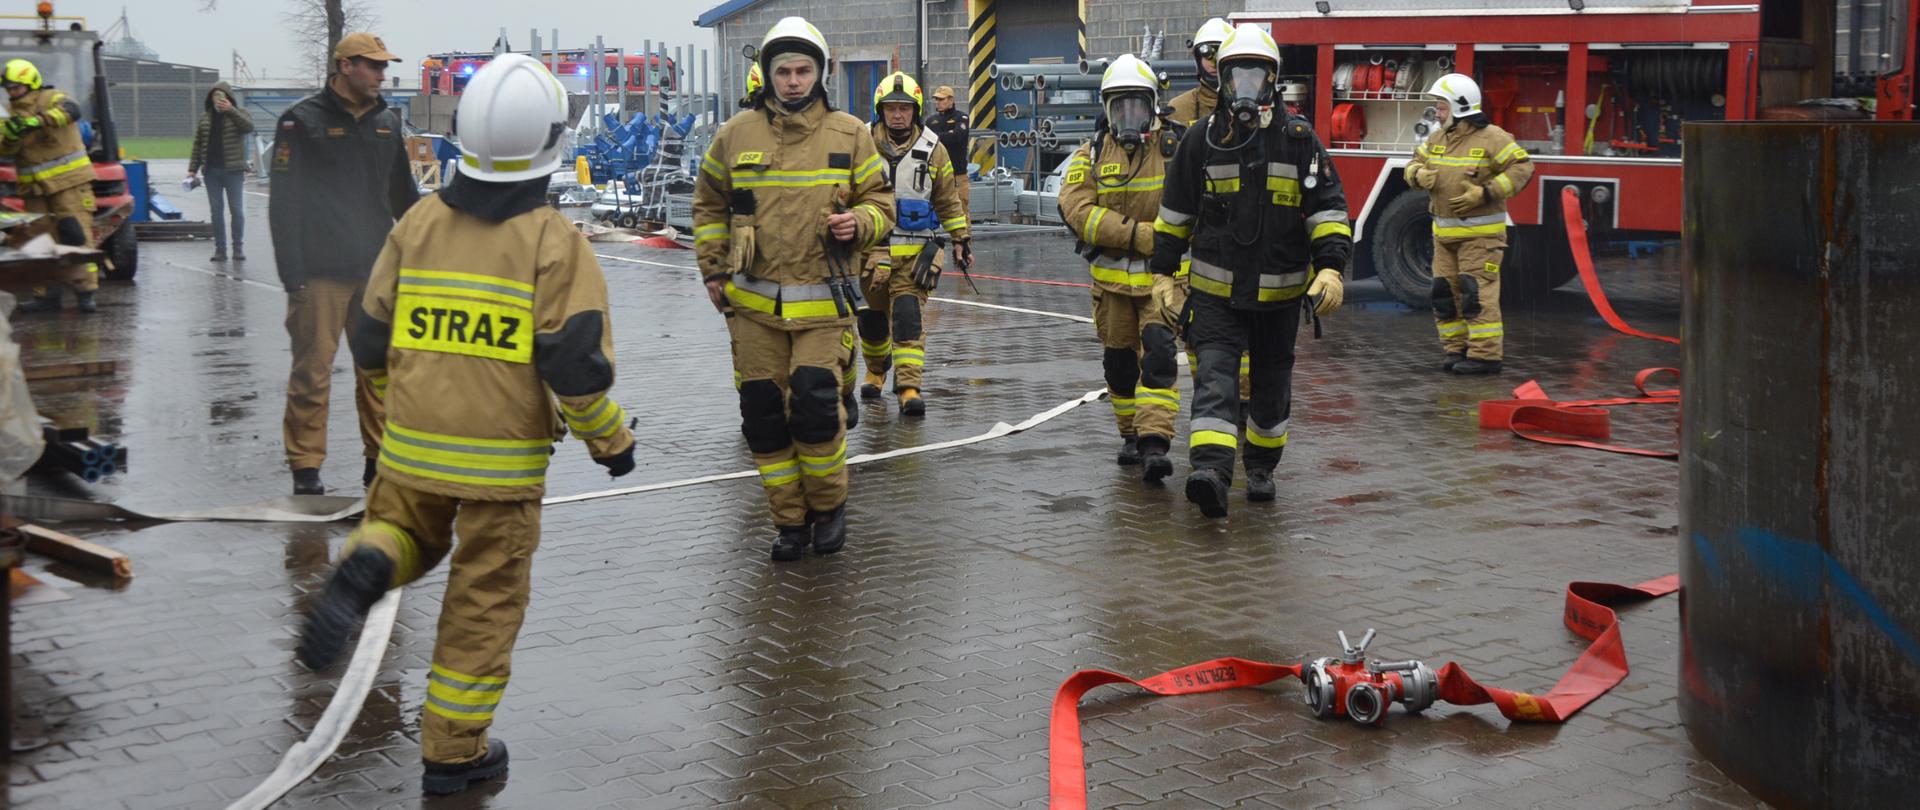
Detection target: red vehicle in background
<box><xmin>421</xmin><ymin>50</ymin><xmax>677</xmax><ymax>97</ymax></box>
<box><xmin>1236</xmin><ymin>0</ymin><xmax>1919</xmax><ymax>307</ymax></box>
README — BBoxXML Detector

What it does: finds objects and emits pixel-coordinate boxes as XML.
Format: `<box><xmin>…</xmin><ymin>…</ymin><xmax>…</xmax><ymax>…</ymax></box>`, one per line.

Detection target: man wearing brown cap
<box><xmin>924</xmin><ymin>85</ymin><xmax>971</xmax><ymax>214</ymax></box>
<box><xmin>269</xmin><ymin>32</ymin><xmax>421</xmax><ymax>496</ymax></box>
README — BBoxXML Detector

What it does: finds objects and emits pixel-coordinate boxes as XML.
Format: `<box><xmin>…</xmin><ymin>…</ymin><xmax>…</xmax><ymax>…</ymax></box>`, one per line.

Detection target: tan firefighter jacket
<box><xmin>1059</xmin><ymin>128</ymin><xmax>1186</xmax><ymax>296</ymax></box>
<box><xmin>863</xmin><ymin>121</ymin><xmax>969</xmax><ymax>275</ymax></box>
<box><xmin>2</xmin><ymin>86</ymin><xmax>95</xmax><ymax>196</ymax></box>
<box><xmin>350</xmin><ymin>195</ymin><xmax>634</xmax><ymax>501</ymax></box>
<box><xmin>1168</xmin><ymin>84</ymin><xmax>1218</xmax><ymax>129</ymax></box>
<box><xmin>692</xmin><ymin>98</ymin><xmax>895</xmax><ymax>329</ymax></box>
<box><xmin>1403</xmin><ymin>121</ymin><xmax>1535</xmax><ymax>242</ymax></box>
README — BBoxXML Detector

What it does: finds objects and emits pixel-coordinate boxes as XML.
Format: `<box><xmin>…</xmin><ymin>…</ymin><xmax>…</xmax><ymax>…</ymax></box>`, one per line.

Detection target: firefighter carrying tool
<box><xmin>693</xmin><ymin>16</ymin><xmax>895</xmax><ymax>561</ymax></box>
<box><xmin>1405</xmin><ymin>72</ymin><xmax>1535</xmax><ymax>375</ymax></box>
<box><xmin>1060</xmin><ymin>54</ymin><xmax>1189</xmax><ymax>478</ymax></box>
<box><xmin>859</xmin><ymin>71</ymin><xmax>971</xmax><ymax>417</ymax></box>
<box><xmin>1150</xmin><ymin>24</ymin><xmax>1351</xmax><ymax>517</ymax></box>
<box><xmin>4</xmin><ymin>58</ymin><xmax>100</xmax><ymax>314</ymax></box>
<box><xmin>296</xmin><ymin>54</ymin><xmax>636</xmax><ymax>796</ymax></box>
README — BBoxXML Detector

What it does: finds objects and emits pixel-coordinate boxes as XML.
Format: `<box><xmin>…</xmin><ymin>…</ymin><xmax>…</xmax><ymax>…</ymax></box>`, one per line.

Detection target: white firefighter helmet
<box><xmin>760</xmin><ymin>16</ymin><xmax>832</xmax><ymax>84</ymax></box>
<box><xmin>453</xmin><ymin>53</ymin><xmax>570</xmax><ymax>183</ymax></box>
<box><xmin>1191</xmin><ymin>17</ymin><xmax>1234</xmax><ymax>87</ymax></box>
<box><xmin>1426</xmin><ymin>72</ymin><xmax>1483</xmax><ymax>117</ymax></box>
<box><xmin>1100</xmin><ymin>53</ymin><xmax>1158</xmax><ymax>98</ymax></box>
<box><xmin>1215</xmin><ymin>23</ymin><xmax>1280</xmax><ymax>71</ymax></box>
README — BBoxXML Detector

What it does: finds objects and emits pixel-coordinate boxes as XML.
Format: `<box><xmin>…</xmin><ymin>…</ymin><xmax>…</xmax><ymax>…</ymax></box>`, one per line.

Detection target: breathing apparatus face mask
<box><xmin>1222</xmin><ymin>62</ymin><xmax>1276</xmax><ymax>125</ymax></box>
<box><xmin>1105</xmin><ymin>94</ymin><xmax>1153</xmax><ymax>150</ymax></box>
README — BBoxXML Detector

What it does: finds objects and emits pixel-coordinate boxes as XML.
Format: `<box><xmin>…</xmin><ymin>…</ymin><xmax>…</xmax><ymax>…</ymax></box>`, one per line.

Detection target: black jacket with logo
<box><xmin>924</xmin><ymin>107</ymin><xmax>970</xmax><ymax>173</ymax></box>
<box><xmin>267</xmin><ymin>84</ymin><xmax>420</xmax><ymax>290</ymax></box>
<box><xmin>1150</xmin><ymin>115</ymin><xmax>1352</xmax><ymax>311</ymax></box>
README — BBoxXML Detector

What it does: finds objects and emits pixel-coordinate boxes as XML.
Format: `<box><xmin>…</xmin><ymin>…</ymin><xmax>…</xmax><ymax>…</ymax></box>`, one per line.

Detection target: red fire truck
<box><xmin>1235</xmin><ymin>0</ymin><xmax>1919</xmax><ymax>307</ymax></box>
<box><xmin>420</xmin><ymin>51</ymin><xmax>677</xmax><ymax>97</ymax></box>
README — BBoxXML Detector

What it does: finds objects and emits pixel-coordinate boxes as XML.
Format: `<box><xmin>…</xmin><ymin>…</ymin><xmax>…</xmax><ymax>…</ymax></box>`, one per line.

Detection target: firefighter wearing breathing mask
<box><xmin>1404</xmin><ymin>73</ymin><xmax>1533</xmax><ymax>375</ymax></box>
<box><xmin>1058</xmin><ymin>54</ymin><xmax>1188</xmax><ymax>477</ymax></box>
<box><xmin>857</xmin><ymin>71</ymin><xmax>971</xmax><ymax>417</ymax></box>
<box><xmin>693</xmin><ymin>17</ymin><xmax>894</xmax><ymax>562</ymax></box>
<box><xmin>1151</xmin><ymin>25</ymin><xmax>1352</xmax><ymax>518</ymax></box>
<box><xmin>1169</xmin><ymin>18</ymin><xmax>1233</xmax><ymax>128</ymax></box>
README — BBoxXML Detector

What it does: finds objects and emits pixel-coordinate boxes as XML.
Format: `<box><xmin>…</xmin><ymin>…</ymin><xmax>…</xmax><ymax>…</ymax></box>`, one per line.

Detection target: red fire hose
<box><xmin>1048</xmin><ymin>575</ymin><xmax>1679</xmax><ymax>809</ymax></box>
<box><xmin>1560</xmin><ymin>185</ymin><xmax>1678</xmax><ymax>345</ymax></box>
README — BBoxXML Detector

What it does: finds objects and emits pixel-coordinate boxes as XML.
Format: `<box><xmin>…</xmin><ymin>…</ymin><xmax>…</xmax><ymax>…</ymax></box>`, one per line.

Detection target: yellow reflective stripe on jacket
<box><xmin>725</xmin><ymin>277</ymin><xmax>842</xmax><ymax>319</ymax></box>
<box><xmin>426</xmin><ymin>664</ymin><xmax>507</xmax><ymax>721</ymax></box>
<box><xmin>701</xmin><ymin>151</ymin><xmax>726</xmax><ymax>181</ymax></box>
<box><xmin>759</xmin><ymin>458</ymin><xmax>800</xmax><ymax>487</ymax></box>
<box><xmin>1090</xmin><ymin>261</ymin><xmax>1154</xmax><ymax>288</ymax></box>
<box><xmin>1084</xmin><ymin>206</ymin><xmax>1107</xmax><ymax>239</ymax></box>
<box><xmin>942</xmin><ymin>215</ymin><xmax>968</xmax><ymax>232</ymax></box>
<box><xmin>798</xmin><ymin>440</ymin><xmax>846</xmax><ymax>477</ymax></box>
<box><xmin>397</xmin><ymin>268</ymin><xmax>536</xmax><ymax>308</ymax></box>
<box><xmin>732</xmin><ymin>167</ymin><xmax>851</xmax><ymax>188</ymax></box>
<box><xmin>16</xmin><ymin>150</ymin><xmax>90</xmax><ymax>184</ymax></box>
<box><xmin>560</xmin><ymin>395</ymin><xmax>626</xmax><ymax>439</ymax></box>
<box><xmin>1311</xmin><ymin>220</ymin><xmax>1353</xmax><ymax>241</ymax></box>
<box><xmin>1205</xmin><ymin>176</ymin><xmax>1241</xmax><ymax>193</ymax></box>
<box><xmin>1266</xmin><ymin>175</ymin><xmax>1301</xmax><ymax>207</ymax></box>
<box><xmin>854</xmin><ymin>202</ymin><xmax>887</xmax><ymax>250</ymax></box>
<box><xmin>1100</xmin><ymin>175</ymin><xmax>1165</xmax><ymax>192</ymax></box>
<box><xmin>1154</xmin><ymin>205</ymin><xmax>1194</xmax><ymax>239</ymax></box>
<box><xmin>890</xmin><ymin>242</ymin><xmax>932</xmax><ymax>259</ymax></box>
<box><xmin>1493</xmin><ymin>172</ymin><xmax>1516</xmax><ymax>198</ymax></box>
<box><xmin>694</xmin><ymin>222</ymin><xmax>731</xmax><ymax>245</ymax></box>
<box><xmin>1433</xmin><ymin>222</ymin><xmax>1507</xmax><ymax>238</ymax></box>
<box><xmin>379</xmin><ymin>422</ymin><xmax>549</xmax><ymax>488</ymax></box>
<box><xmin>1188</xmin><ymin>261</ymin><xmax>1233</xmax><ymax>297</ymax></box>
<box><xmin>854</xmin><ymin>153</ymin><xmax>885</xmax><ymax>184</ymax></box>
<box><xmin>1427</xmin><ymin>155</ymin><xmax>1492</xmax><ymax>167</ymax></box>
<box><xmin>1495</xmin><ymin>142</ymin><xmax>1528</xmax><ymax>163</ymax></box>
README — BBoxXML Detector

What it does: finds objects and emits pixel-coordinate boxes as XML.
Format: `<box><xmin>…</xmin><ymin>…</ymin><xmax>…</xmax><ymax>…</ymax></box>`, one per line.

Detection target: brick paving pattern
<box><xmin>3</xmin><ymin>161</ymin><xmax>1751</xmax><ymax>809</ymax></box>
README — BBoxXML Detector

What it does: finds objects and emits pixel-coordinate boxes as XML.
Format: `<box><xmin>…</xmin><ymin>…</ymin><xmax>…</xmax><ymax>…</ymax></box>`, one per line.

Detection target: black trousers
<box><xmin>1184</xmin><ymin>292</ymin><xmax>1300</xmax><ymax>480</ymax></box>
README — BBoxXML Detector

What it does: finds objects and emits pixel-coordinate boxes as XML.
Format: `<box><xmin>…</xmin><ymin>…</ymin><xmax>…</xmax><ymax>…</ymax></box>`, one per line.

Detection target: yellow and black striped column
<box><xmin>1076</xmin><ymin>0</ymin><xmax>1088</xmax><ymax>62</ymax></box>
<box><xmin>967</xmin><ymin>0</ymin><xmax>997</xmax><ymax>172</ymax></box>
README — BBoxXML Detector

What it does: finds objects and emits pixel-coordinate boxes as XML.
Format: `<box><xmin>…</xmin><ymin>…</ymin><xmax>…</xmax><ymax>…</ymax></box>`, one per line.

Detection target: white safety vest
<box><xmin>885</xmin><ymin>126</ymin><xmax>944</xmax><ymax>242</ymax></box>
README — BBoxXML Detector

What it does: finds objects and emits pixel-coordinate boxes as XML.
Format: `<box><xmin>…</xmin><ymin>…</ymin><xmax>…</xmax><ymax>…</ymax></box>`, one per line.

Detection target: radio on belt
<box><xmin>1301</xmin><ymin>629</ymin><xmax>1440</xmax><ymax>725</ymax></box>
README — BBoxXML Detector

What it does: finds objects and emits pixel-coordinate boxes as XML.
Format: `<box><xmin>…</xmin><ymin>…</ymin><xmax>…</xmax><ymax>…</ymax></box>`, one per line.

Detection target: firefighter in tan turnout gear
<box><xmin>3</xmin><ymin>58</ymin><xmax>101</xmax><ymax>314</ymax></box>
<box><xmin>859</xmin><ymin>71</ymin><xmax>971</xmax><ymax>417</ymax></box>
<box><xmin>295</xmin><ymin>55</ymin><xmax>636</xmax><ymax>796</ymax></box>
<box><xmin>1404</xmin><ymin>73</ymin><xmax>1534</xmax><ymax>375</ymax></box>
<box><xmin>693</xmin><ymin>17</ymin><xmax>895</xmax><ymax>561</ymax></box>
<box><xmin>1168</xmin><ymin>18</ymin><xmax>1232</xmax><ymax>129</ymax></box>
<box><xmin>1059</xmin><ymin>54</ymin><xmax>1188</xmax><ymax>479</ymax></box>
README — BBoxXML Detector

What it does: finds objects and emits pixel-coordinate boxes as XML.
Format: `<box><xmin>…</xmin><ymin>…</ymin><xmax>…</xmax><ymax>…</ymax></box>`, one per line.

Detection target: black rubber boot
<box><xmin>1441</xmin><ymin>352</ymin><xmax>1466</xmax><ymax>372</ymax></box>
<box><xmin>860</xmin><ymin>372</ymin><xmax>885</xmax><ymax>400</ymax></box>
<box><xmin>843</xmin><ymin>391</ymin><xmax>859</xmax><ymax>431</ymax></box>
<box><xmin>233</xmin><ymin>246</ymin><xmax>247</xmax><ymax>262</ymax></box>
<box><xmin>1185</xmin><ymin>468</ymin><xmax>1231</xmax><ymax>518</ymax></box>
<box><xmin>211</xmin><ymin>249</ymin><xmax>228</xmax><ymax>262</ymax></box>
<box><xmin>292</xmin><ymin>467</ymin><xmax>325</xmax><ymax>495</ymax></box>
<box><xmin>15</xmin><ymin>292</ymin><xmax>61</xmax><ymax>313</ymax></box>
<box><xmin>297</xmin><ymin>547</ymin><xmax>393</xmax><ymax>670</ymax></box>
<box><xmin>363</xmin><ymin>457</ymin><xmax>378</xmax><ymax>487</ymax></box>
<box><xmin>75</xmin><ymin>291</ymin><xmax>97</xmax><ymax>314</ymax></box>
<box><xmin>808</xmin><ymin>505</ymin><xmax>847</xmax><ymax>556</ymax></box>
<box><xmin>1246</xmin><ymin>469</ymin><xmax>1276</xmax><ymax>502</ymax></box>
<box><xmin>1452</xmin><ymin>358</ymin><xmax>1504</xmax><ymax>375</ymax></box>
<box><xmin>1139</xmin><ymin>435</ymin><xmax>1173</xmax><ymax>484</ymax></box>
<box><xmin>1116</xmin><ymin>435</ymin><xmax>1141</xmax><ymax>466</ymax></box>
<box><xmin>423</xmin><ymin>739</ymin><xmax>510</xmax><ymax>795</ymax></box>
<box><xmin>899</xmin><ymin>389</ymin><xmax>925</xmax><ymax>417</ymax></box>
<box><xmin>770</xmin><ymin>525</ymin><xmax>810</xmax><ymax>562</ymax></box>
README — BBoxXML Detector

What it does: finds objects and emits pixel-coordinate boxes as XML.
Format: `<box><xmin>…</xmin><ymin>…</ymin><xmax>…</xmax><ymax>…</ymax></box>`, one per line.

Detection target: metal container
<box><xmin>1680</xmin><ymin>122</ymin><xmax>1920</xmax><ymax>809</ymax></box>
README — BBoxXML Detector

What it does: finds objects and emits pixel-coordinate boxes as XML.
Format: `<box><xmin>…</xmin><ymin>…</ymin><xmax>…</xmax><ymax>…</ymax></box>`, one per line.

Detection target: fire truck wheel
<box><xmin>1370</xmin><ymin>191</ymin><xmax>1435</xmax><ymax>309</ymax></box>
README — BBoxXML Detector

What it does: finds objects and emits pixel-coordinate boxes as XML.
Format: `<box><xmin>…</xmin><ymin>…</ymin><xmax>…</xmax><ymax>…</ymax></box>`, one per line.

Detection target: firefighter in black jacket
<box><xmin>1150</xmin><ymin>24</ymin><xmax>1352</xmax><ymax>518</ymax></box>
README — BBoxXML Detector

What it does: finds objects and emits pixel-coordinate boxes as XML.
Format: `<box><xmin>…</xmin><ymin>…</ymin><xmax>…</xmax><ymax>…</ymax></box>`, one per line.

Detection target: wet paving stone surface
<box><xmin>2</xmin><ymin>161</ymin><xmax>1754</xmax><ymax>809</ymax></box>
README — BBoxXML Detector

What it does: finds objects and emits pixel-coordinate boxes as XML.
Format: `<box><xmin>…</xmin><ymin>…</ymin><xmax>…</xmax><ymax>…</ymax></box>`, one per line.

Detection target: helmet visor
<box><xmin>1105</xmin><ymin>94</ymin><xmax>1154</xmax><ymax>137</ymax></box>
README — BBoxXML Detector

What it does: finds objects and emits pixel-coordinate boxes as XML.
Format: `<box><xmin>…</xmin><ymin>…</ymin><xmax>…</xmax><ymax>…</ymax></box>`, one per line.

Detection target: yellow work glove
<box><xmin>1130</xmin><ymin>221</ymin><xmax>1155</xmax><ymax>255</ymax></box>
<box><xmin>1411</xmin><ymin>164</ymin><xmax>1437</xmax><ymax>189</ymax></box>
<box><xmin>1447</xmin><ymin>183</ymin><xmax>1487</xmax><ymax>216</ymax></box>
<box><xmin>1306</xmin><ymin>269</ymin><xmax>1344</xmax><ymax>316</ymax></box>
<box><xmin>1150</xmin><ymin>272</ymin><xmax>1185</xmax><ymax>325</ymax></box>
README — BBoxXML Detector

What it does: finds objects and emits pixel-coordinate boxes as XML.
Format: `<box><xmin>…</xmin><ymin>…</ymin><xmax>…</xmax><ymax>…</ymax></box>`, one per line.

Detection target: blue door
<box><xmin>844</xmin><ymin>60</ymin><xmax>887</xmax><ymax>123</ymax></box>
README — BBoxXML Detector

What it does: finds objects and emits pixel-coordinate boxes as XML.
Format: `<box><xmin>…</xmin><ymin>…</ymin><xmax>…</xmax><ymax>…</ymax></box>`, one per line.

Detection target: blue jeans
<box><xmin>204</xmin><ymin>166</ymin><xmax>247</xmax><ymax>251</ymax></box>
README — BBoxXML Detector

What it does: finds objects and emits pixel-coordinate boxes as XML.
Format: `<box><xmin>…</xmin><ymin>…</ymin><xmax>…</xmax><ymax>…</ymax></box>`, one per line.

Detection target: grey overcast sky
<box><xmin>48</xmin><ymin>0</ymin><xmax>718</xmax><ymax>83</ymax></box>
